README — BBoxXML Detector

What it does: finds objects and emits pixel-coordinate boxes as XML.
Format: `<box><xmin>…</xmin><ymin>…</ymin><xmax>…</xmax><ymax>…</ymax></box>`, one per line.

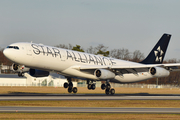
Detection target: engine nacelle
<box><xmin>149</xmin><ymin>67</ymin><xmax>170</xmax><ymax>77</ymax></box>
<box><xmin>12</xmin><ymin>63</ymin><xmax>29</xmax><ymax>72</ymax></box>
<box><xmin>94</xmin><ymin>69</ymin><xmax>115</xmax><ymax>79</ymax></box>
<box><xmin>29</xmin><ymin>69</ymin><xmax>49</xmax><ymax>77</ymax></box>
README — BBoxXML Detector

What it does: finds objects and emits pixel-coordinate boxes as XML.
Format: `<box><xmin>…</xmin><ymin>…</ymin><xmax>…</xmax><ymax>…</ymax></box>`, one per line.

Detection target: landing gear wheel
<box><xmin>105</xmin><ymin>89</ymin><xmax>110</xmax><ymax>95</ymax></box>
<box><xmin>101</xmin><ymin>84</ymin><xmax>106</xmax><ymax>90</ymax></box>
<box><xmin>65</xmin><ymin>78</ymin><xmax>78</xmax><ymax>94</ymax></box>
<box><xmin>91</xmin><ymin>84</ymin><xmax>96</xmax><ymax>90</ymax></box>
<box><xmin>18</xmin><ymin>72</ymin><xmax>21</xmax><ymax>77</ymax></box>
<box><xmin>110</xmin><ymin>88</ymin><xmax>115</xmax><ymax>95</ymax></box>
<box><xmin>69</xmin><ymin>82</ymin><xmax>73</xmax><ymax>88</ymax></box>
<box><xmin>18</xmin><ymin>72</ymin><xmax>24</xmax><ymax>77</ymax></box>
<box><xmin>68</xmin><ymin>87</ymin><xmax>73</xmax><ymax>93</ymax></box>
<box><xmin>106</xmin><ymin>84</ymin><xmax>111</xmax><ymax>89</ymax></box>
<box><xmin>64</xmin><ymin>82</ymin><xmax>69</xmax><ymax>88</ymax></box>
<box><xmin>73</xmin><ymin>87</ymin><xmax>78</xmax><ymax>93</ymax></box>
<box><xmin>87</xmin><ymin>84</ymin><xmax>92</xmax><ymax>90</ymax></box>
<box><xmin>21</xmin><ymin>73</ymin><xmax>24</xmax><ymax>77</ymax></box>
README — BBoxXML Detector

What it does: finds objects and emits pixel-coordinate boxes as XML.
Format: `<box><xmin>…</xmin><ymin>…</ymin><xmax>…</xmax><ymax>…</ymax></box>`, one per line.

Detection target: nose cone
<box><xmin>3</xmin><ymin>49</ymin><xmax>13</xmax><ymax>61</ymax></box>
<box><xmin>3</xmin><ymin>49</ymin><xmax>8</xmax><ymax>58</ymax></box>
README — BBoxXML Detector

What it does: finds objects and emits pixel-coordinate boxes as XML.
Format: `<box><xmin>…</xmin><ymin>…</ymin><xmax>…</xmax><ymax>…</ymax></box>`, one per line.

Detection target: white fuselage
<box><xmin>3</xmin><ymin>42</ymin><xmax>165</xmax><ymax>83</ymax></box>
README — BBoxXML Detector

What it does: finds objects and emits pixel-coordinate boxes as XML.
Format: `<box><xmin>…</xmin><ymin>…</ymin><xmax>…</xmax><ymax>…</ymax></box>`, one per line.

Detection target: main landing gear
<box><xmin>87</xmin><ymin>80</ymin><xmax>96</xmax><ymax>90</ymax></box>
<box><xmin>64</xmin><ymin>78</ymin><xmax>77</xmax><ymax>93</ymax></box>
<box><xmin>101</xmin><ymin>81</ymin><xmax>115</xmax><ymax>95</ymax></box>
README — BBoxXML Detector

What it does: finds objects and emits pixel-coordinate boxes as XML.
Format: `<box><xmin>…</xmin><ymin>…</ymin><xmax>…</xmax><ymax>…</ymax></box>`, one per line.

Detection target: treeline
<box><xmin>55</xmin><ymin>44</ymin><xmax>145</xmax><ymax>62</ymax></box>
<box><xmin>0</xmin><ymin>44</ymin><xmax>180</xmax><ymax>86</ymax></box>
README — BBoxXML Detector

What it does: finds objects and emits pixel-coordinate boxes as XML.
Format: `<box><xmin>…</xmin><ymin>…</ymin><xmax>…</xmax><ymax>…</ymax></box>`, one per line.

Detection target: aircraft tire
<box><xmin>64</xmin><ymin>82</ymin><xmax>69</xmax><ymax>88</ymax></box>
<box><xmin>91</xmin><ymin>84</ymin><xmax>96</xmax><ymax>90</ymax></box>
<box><xmin>87</xmin><ymin>84</ymin><xmax>92</xmax><ymax>90</ymax></box>
<box><xmin>21</xmin><ymin>73</ymin><xmax>24</xmax><ymax>77</ymax></box>
<box><xmin>105</xmin><ymin>89</ymin><xmax>110</xmax><ymax>95</ymax></box>
<box><xmin>72</xmin><ymin>87</ymin><xmax>78</xmax><ymax>93</ymax></box>
<box><xmin>110</xmin><ymin>88</ymin><xmax>115</xmax><ymax>95</ymax></box>
<box><xmin>18</xmin><ymin>72</ymin><xmax>24</xmax><ymax>77</ymax></box>
<box><xmin>68</xmin><ymin>87</ymin><xmax>73</xmax><ymax>93</ymax></box>
<box><xmin>101</xmin><ymin>84</ymin><xmax>106</xmax><ymax>90</ymax></box>
<box><xmin>18</xmin><ymin>72</ymin><xmax>21</xmax><ymax>77</ymax></box>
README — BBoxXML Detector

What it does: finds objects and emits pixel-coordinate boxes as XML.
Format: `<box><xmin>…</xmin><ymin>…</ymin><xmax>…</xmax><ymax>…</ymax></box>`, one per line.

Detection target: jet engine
<box><xmin>12</xmin><ymin>63</ymin><xmax>29</xmax><ymax>72</ymax></box>
<box><xmin>149</xmin><ymin>67</ymin><xmax>170</xmax><ymax>77</ymax></box>
<box><xmin>29</xmin><ymin>69</ymin><xmax>49</xmax><ymax>77</ymax></box>
<box><xmin>94</xmin><ymin>69</ymin><xmax>115</xmax><ymax>79</ymax></box>
<box><xmin>12</xmin><ymin>63</ymin><xmax>30</xmax><ymax>77</ymax></box>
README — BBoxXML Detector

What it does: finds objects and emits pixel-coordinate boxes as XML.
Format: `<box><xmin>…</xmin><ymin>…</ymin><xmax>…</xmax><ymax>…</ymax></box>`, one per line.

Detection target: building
<box><xmin>0</xmin><ymin>73</ymin><xmax>78</xmax><ymax>87</ymax></box>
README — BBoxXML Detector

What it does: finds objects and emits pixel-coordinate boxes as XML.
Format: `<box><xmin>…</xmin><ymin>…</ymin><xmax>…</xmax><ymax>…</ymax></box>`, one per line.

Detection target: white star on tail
<box><xmin>154</xmin><ymin>46</ymin><xmax>164</xmax><ymax>62</ymax></box>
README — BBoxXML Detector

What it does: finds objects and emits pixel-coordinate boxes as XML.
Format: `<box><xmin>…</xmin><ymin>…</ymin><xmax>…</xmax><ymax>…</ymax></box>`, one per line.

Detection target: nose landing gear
<box><xmin>18</xmin><ymin>72</ymin><xmax>24</xmax><ymax>77</ymax></box>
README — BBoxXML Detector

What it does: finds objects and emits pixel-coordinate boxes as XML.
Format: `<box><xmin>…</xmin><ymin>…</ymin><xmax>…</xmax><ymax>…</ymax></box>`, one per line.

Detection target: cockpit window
<box><xmin>7</xmin><ymin>46</ymin><xmax>19</xmax><ymax>50</ymax></box>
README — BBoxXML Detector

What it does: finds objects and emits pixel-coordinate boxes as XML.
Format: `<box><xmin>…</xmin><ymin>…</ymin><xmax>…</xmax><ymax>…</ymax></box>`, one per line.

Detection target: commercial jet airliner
<box><xmin>3</xmin><ymin>34</ymin><xmax>180</xmax><ymax>95</ymax></box>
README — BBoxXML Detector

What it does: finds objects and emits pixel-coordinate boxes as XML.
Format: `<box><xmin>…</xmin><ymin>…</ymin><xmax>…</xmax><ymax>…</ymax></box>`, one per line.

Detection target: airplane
<box><xmin>3</xmin><ymin>33</ymin><xmax>180</xmax><ymax>95</ymax></box>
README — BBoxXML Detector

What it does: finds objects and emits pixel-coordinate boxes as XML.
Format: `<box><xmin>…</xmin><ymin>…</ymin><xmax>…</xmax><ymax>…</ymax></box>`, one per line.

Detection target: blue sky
<box><xmin>1</xmin><ymin>0</ymin><xmax>180</xmax><ymax>59</ymax></box>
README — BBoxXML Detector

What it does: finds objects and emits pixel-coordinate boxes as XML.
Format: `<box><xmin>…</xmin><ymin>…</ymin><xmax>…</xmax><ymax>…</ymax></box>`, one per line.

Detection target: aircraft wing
<box><xmin>71</xmin><ymin>63</ymin><xmax>180</xmax><ymax>74</ymax></box>
<box><xmin>71</xmin><ymin>65</ymin><xmax>110</xmax><ymax>70</ymax></box>
<box><xmin>162</xmin><ymin>63</ymin><xmax>180</xmax><ymax>71</ymax></box>
<box><xmin>72</xmin><ymin>64</ymin><xmax>161</xmax><ymax>70</ymax></box>
<box><xmin>162</xmin><ymin>63</ymin><xmax>180</xmax><ymax>67</ymax></box>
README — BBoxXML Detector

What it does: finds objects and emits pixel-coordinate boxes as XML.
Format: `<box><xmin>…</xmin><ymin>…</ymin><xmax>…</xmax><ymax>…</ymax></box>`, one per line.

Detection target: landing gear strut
<box><xmin>101</xmin><ymin>82</ymin><xmax>115</xmax><ymax>95</ymax></box>
<box><xmin>64</xmin><ymin>78</ymin><xmax>77</xmax><ymax>93</ymax></box>
<box><xmin>18</xmin><ymin>72</ymin><xmax>24</xmax><ymax>77</ymax></box>
<box><xmin>87</xmin><ymin>80</ymin><xmax>96</xmax><ymax>90</ymax></box>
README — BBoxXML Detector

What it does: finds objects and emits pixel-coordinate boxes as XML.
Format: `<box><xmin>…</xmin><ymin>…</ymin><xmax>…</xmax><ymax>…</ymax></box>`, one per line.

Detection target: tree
<box><xmin>0</xmin><ymin>49</ymin><xmax>12</xmax><ymax>65</ymax></box>
<box><xmin>163</xmin><ymin>58</ymin><xmax>178</xmax><ymax>63</ymax></box>
<box><xmin>86</xmin><ymin>46</ymin><xmax>96</xmax><ymax>54</ymax></box>
<box><xmin>95</xmin><ymin>44</ymin><xmax>109</xmax><ymax>57</ymax></box>
<box><xmin>72</xmin><ymin>45</ymin><xmax>84</xmax><ymax>52</ymax></box>
<box><xmin>110</xmin><ymin>48</ymin><xmax>131</xmax><ymax>60</ymax></box>
<box><xmin>132</xmin><ymin>50</ymin><xmax>144</xmax><ymax>62</ymax></box>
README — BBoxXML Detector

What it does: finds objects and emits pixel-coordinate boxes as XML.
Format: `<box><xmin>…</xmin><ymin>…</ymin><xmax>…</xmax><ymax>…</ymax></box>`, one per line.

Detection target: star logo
<box><xmin>154</xmin><ymin>46</ymin><xmax>164</xmax><ymax>62</ymax></box>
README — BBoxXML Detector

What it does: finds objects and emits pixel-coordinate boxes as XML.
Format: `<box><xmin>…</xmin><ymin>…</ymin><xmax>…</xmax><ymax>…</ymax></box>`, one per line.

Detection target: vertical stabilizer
<box><xmin>140</xmin><ymin>34</ymin><xmax>171</xmax><ymax>64</ymax></box>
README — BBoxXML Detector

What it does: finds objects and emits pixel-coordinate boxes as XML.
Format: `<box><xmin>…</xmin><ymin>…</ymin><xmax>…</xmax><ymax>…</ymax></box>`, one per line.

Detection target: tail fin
<box><xmin>140</xmin><ymin>33</ymin><xmax>171</xmax><ymax>64</ymax></box>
